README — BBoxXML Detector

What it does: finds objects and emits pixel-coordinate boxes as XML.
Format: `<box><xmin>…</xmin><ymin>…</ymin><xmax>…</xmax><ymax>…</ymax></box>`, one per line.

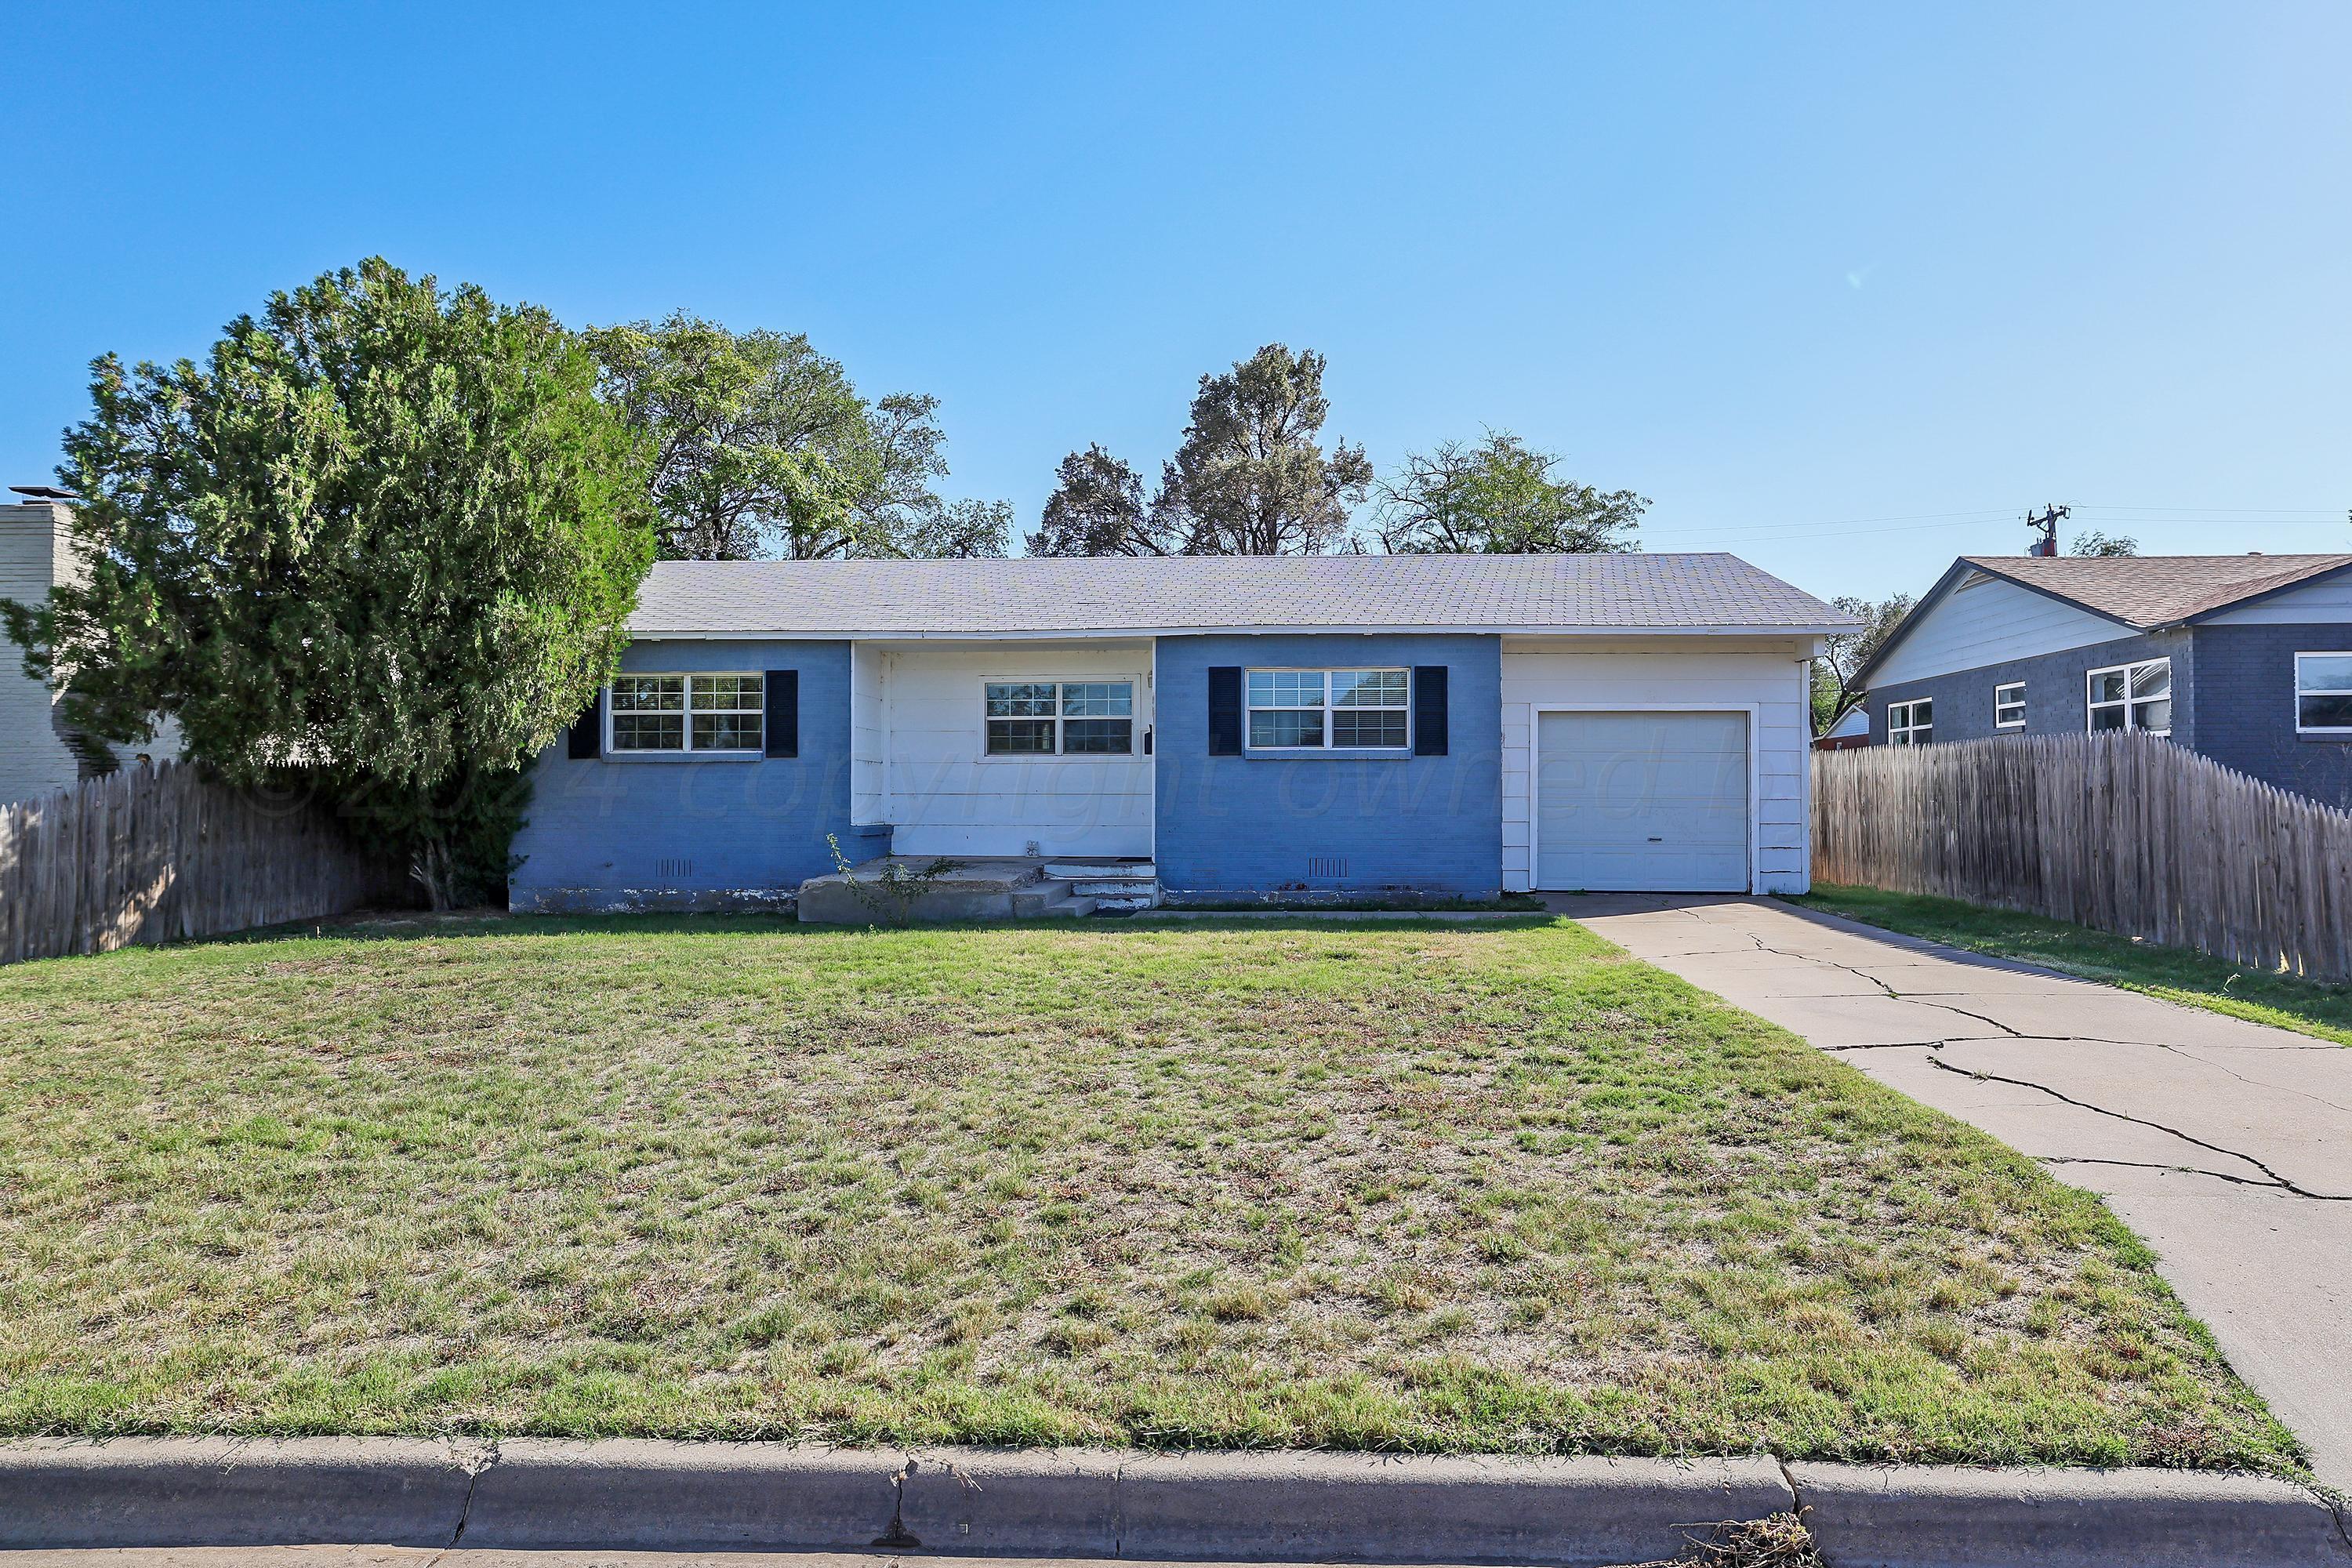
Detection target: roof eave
<box><xmin>1852</xmin><ymin>557</ymin><xmax>2141</xmax><ymax>690</ymax></box>
<box><xmin>626</xmin><ymin>622</ymin><xmax>1857</xmax><ymax>641</ymax></box>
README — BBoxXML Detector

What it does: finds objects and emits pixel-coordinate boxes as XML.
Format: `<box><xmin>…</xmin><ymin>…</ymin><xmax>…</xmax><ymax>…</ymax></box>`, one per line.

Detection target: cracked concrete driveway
<box><xmin>1556</xmin><ymin>892</ymin><xmax>2352</xmax><ymax>1490</ymax></box>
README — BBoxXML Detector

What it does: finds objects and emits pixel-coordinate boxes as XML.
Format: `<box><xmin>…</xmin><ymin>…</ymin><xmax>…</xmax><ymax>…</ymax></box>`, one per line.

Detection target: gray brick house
<box><xmin>1856</xmin><ymin>553</ymin><xmax>2352</xmax><ymax>808</ymax></box>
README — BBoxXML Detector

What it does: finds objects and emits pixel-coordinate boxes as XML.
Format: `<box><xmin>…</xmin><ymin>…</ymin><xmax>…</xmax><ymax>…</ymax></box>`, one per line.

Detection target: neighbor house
<box><xmin>2</xmin><ymin>493</ymin><xmax>110</xmax><ymax>804</ymax></box>
<box><xmin>510</xmin><ymin>553</ymin><xmax>1853</xmax><ymax>911</ymax></box>
<box><xmin>1855</xmin><ymin>552</ymin><xmax>2352</xmax><ymax>808</ymax></box>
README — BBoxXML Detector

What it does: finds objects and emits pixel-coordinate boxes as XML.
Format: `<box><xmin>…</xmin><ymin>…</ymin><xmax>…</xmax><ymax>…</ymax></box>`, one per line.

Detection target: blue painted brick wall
<box><xmin>1865</xmin><ymin>629</ymin><xmax>2194</xmax><ymax>751</ymax></box>
<box><xmin>510</xmin><ymin>638</ymin><xmax>880</xmax><ymax>907</ymax></box>
<box><xmin>1152</xmin><ymin>633</ymin><xmax>1502</xmax><ymax>895</ymax></box>
<box><xmin>2187</xmin><ymin>622</ymin><xmax>2352</xmax><ymax>808</ymax></box>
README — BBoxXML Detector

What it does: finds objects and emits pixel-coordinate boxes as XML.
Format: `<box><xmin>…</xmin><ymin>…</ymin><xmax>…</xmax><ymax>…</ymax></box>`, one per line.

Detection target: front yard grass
<box><xmin>0</xmin><ymin>915</ymin><xmax>2301</xmax><ymax>1472</ymax></box>
<box><xmin>1792</xmin><ymin>884</ymin><xmax>2352</xmax><ymax>1049</ymax></box>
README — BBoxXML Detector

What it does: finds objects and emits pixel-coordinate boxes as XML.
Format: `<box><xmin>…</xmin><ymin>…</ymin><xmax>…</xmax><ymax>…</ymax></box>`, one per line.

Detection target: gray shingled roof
<box><xmin>1958</xmin><ymin>554</ymin><xmax>2352</xmax><ymax>628</ymax></box>
<box><xmin>628</xmin><ymin>553</ymin><xmax>1853</xmax><ymax>637</ymax></box>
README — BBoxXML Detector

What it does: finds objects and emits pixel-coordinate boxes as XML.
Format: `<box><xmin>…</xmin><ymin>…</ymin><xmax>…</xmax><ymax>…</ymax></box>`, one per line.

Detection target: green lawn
<box><xmin>0</xmin><ymin>914</ymin><xmax>2302</xmax><ymax>1473</ymax></box>
<box><xmin>1791</xmin><ymin>885</ymin><xmax>2352</xmax><ymax>1049</ymax></box>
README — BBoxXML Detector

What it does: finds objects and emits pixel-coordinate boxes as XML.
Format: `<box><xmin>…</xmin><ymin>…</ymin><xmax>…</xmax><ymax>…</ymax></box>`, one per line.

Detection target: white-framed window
<box><xmin>1994</xmin><ymin>682</ymin><xmax>2026</xmax><ymax>729</ymax></box>
<box><xmin>2086</xmin><ymin>658</ymin><xmax>2171</xmax><ymax>735</ymax></box>
<box><xmin>1246</xmin><ymin>668</ymin><xmax>1410</xmax><ymax>750</ymax></box>
<box><xmin>2294</xmin><ymin>652</ymin><xmax>2352</xmax><ymax>734</ymax></box>
<box><xmin>608</xmin><ymin>673</ymin><xmax>764</xmax><ymax>753</ymax></box>
<box><xmin>1886</xmin><ymin>698</ymin><xmax>1933</xmax><ymax>745</ymax></box>
<box><xmin>983</xmin><ymin>680</ymin><xmax>1135</xmax><ymax>756</ymax></box>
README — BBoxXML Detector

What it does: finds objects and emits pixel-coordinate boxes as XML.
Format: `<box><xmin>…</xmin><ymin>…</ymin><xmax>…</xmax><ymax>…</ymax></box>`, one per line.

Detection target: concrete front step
<box><xmin>1044</xmin><ymin>861</ymin><xmax>1156</xmax><ymax>879</ymax></box>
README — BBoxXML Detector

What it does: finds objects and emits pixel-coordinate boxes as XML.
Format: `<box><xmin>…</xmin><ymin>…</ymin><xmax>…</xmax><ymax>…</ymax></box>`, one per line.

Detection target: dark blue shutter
<box><xmin>1207</xmin><ymin>667</ymin><xmax>1243</xmax><ymax>755</ymax></box>
<box><xmin>765</xmin><ymin>670</ymin><xmax>798</xmax><ymax>758</ymax></box>
<box><xmin>1412</xmin><ymin>666</ymin><xmax>1448</xmax><ymax>756</ymax></box>
<box><xmin>567</xmin><ymin>687</ymin><xmax>603</xmax><ymax>759</ymax></box>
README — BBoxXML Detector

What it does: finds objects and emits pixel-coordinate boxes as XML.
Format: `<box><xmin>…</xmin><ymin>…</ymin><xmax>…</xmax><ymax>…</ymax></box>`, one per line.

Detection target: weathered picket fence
<box><xmin>0</xmin><ymin>760</ymin><xmax>403</xmax><ymax>965</ymax></box>
<box><xmin>1813</xmin><ymin>731</ymin><xmax>2352</xmax><ymax>982</ymax></box>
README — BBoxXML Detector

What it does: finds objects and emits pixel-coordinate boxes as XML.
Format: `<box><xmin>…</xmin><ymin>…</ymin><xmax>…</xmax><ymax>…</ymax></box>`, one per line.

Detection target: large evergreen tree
<box><xmin>2</xmin><ymin>258</ymin><xmax>655</xmax><ymax>906</ymax></box>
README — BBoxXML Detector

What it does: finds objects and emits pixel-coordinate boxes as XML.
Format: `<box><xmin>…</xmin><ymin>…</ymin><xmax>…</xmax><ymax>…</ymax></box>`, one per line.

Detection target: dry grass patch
<box><xmin>0</xmin><ymin>914</ymin><xmax>2302</xmax><ymax>1472</ymax></box>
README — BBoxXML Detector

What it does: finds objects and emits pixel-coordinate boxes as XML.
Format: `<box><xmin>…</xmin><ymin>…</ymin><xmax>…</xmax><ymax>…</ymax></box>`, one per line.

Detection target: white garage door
<box><xmin>1535</xmin><ymin>710</ymin><xmax>1750</xmax><ymax>892</ymax></box>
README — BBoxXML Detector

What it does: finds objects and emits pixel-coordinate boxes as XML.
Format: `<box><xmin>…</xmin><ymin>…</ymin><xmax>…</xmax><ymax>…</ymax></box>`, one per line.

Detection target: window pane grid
<box><xmin>982</xmin><ymin>681</ymin><xmax>1137</xmax><ymax>755</ymax></box>
<box><xmin>2296</xmin><ymin>655</ymin><xmax>2352</xmax><ymax>731</ymax></box>
<box><xmin>2086</xmin><ymin>659</ymin><xmax>2171</xmax><ymax>737</ymax></box>
<box><xmin>1887</xmin><ymin>698</ymin><xmax>1932</xmax><ymax>746</ymax></box>
<box><xmin>1246</xmin><ymin>668</ymin><xmax>1409</xmax><ymax>749</ymax></box>
<box><xmin>609</xmin><ymin>673</ymin><xmax>762</xmax><ymax>752</ymax></box>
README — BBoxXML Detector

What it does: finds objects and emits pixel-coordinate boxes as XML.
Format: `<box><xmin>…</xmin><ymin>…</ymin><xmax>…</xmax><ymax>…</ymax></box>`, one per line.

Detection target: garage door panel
<box><xmin>1535</xmin><ymin>710</ymin><xmax>1750</xmax><ymax>892</ymax></box>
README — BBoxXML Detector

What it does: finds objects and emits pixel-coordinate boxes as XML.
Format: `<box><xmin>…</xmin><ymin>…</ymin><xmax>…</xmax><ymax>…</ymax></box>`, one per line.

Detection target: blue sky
<box><xmin>5</xmin><ymin>2</ymin><xmax>2347</xmax><ymax>601</ymax></box>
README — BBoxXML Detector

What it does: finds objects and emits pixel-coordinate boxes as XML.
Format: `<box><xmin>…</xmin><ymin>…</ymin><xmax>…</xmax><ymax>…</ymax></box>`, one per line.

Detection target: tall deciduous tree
<box><xmin>586</xmin><ymin>313</ymin><xmax>1008</xmax><ymax>561</ymax></box>
<box><xmin>2</xmin><ymin>258</ymin><xmax>655</xmax><ymax>906</ymax></box>
<box><xmin>1368</xmin><ymin>431</ymin><xmax>1646</xmax><ymax>554</ymax></box>
<box><xmin>1150</xmin><ymin>344</ymin><xmax>1372</xmax><ymax>555</ymax></box>
<box><xmin>1025</xmin><ymin>444</ymin><xmax>1171</xmax><ymax>557</ymax></box>
<box><xmin>1812</xmin><ymin>593</ymin><xmax>1915</xmax><ymax>734</ymax></box>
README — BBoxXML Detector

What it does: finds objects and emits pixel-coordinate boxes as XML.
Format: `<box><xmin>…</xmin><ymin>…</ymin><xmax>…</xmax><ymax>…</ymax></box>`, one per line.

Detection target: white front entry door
<box><xmin>1534</xmin><ymin>710</ymin><xmax>1751</xmax><ymax>892</ymax></box>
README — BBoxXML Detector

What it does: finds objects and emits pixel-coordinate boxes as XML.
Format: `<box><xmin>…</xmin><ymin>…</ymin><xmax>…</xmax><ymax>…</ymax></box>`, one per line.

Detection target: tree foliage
<box><xmin>2069</xmin><ymin>530</ymin><xmax>2140</xmax><ymax>557</ymax></box>
<box><xmin>1152</xmin><ymin>344</ymin><xmax>1372</xmax><ymax>555</ymax></box>
<box><xmin>1368</xmin><ymin>431</ymin><xmax>1646</xmax><ymax>554</ymax></box>
<box><xmin>1031</xmin><ymin>345</ymin><xmax>1371</xmax><ymax>559</ymax></box>
<box><xmin>1025</xmin><ymin>444</ymin><xmax>1171</xmax><ymax>557</ymax></box>
<box><xmin>1812</xmin><ymin>592</ymin><xmax>1915</xmax><ymax>734</ymax></box>
<box><xmin>586</xmin><ymin>312</ymin><xmax>1007</xmax><ymax>561</ymax></box>
<box><xmin>2</xmin><ymin>258</ymin><xmax>655</xmax><ymax>906</ymax></box>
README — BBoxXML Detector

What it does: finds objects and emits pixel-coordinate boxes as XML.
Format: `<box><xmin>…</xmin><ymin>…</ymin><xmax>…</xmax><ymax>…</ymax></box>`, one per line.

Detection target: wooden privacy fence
<box><xmin>0</xmin><ymin>760</ymin><xmax>405</xmax><ymax>965</ymax></box>
<box><xmin>1813</xmin><ymin>731</ymin><xmax>2352</xmax><ymax>983</ymax></box>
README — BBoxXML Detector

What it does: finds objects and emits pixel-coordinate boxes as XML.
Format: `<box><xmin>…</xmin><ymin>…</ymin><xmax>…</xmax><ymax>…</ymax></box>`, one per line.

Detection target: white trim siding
<box><xmin>1867</xmin><ymin>572</ymin><xmax>2129</xmax><ymax>687</ymax></box>
<box><xmin>1499</xmin><ymin>637</ymin><xmax>1813</xmax><ymax>895</ymax></box>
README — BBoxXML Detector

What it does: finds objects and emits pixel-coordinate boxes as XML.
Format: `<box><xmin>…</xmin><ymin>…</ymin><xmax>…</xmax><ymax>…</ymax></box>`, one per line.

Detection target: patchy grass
<box><xmin>1791</xmin><ymin>885</ymin><xmax>2352</xmax><ymax>1049</ymax></box>
<box><xmin>0</xmin><ymin>914</ymin><xmax>2302</xmax><ymax>1472</ymax></box>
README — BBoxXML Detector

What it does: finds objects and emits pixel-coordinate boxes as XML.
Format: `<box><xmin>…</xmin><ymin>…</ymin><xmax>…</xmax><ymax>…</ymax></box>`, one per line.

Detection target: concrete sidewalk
<box><xmin>1558</xmin><ymin>893</ymin><xmax>2352</xmax><ymax>1490</ymax></box>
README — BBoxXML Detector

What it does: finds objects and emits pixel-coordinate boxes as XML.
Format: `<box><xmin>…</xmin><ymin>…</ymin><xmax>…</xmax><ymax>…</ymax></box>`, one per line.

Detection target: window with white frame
<box><xmin>1247</xmin><ymin>668</ymin><xmax>1409</xmax><ymax>750</ymax></box>
<box><xmin>608</xmin><ymin>673</ymin><xmax>764</xmax><ymax>753</ymax></box>
<box><xmin>1994</xmin><ymin>681</ymin><xmax>2026</xmax><ymax>729</ymax></box>
<box><xmin>2085</xmin><ymin>658</ymin><xmax>2171</xmax><ymax>735</ymax></box>
<box><xmin>2295</xmin><ymin>653</ymin><xmax>2352</xmax><ymax>734</ymax></box>
<box><xmin>1886</xmin><ymin>698</ymin><xmax>1933</xmax><ymax>745</ymax></box>
<box><xmin>983</xmin><ymin>681</ymin><xmax>1134</xmax><ymax>756</ymax></box>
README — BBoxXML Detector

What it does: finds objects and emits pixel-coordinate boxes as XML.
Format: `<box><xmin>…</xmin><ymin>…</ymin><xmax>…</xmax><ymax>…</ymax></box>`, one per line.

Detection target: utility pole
<box><xmin>2026</xmin><ymin>503</ymin><xmax>2070</xmax><ymax>557</ymax></box>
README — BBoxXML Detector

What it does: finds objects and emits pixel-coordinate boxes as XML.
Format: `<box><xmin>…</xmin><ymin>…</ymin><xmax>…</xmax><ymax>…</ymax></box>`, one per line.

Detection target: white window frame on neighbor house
<box><xmin>2293</xmin><ymin>652</ymin><xmax>2352</xmax><ymax>735</ymax></box>
<box><xmin>606</xmin><ymin>673</ymin><xmax>765</xmax><ymax>756</ymax></box>
<box><xmin>1994</xmin><ymin>682</ymin><xmax>2026</xmax><ymax>729</ymax></box>
<box><xmin>2085</xmin><ymin>658</ymin><xmax>2172</xmax><ymax>736</ymax></box>
<box><xmin>1886</xmin><ymin>698</ymin><xmax>1933</xmax><ymax>745</ymax></box>
<box><xmin>978</xmin><ymin>677</ymin><xmax>1140</xmax><ymax>759</ymax></box>
<box><xmin>1244</xmin><ymin>667</ymin><xmax>1412</xmax><ymax>751</ymax></box>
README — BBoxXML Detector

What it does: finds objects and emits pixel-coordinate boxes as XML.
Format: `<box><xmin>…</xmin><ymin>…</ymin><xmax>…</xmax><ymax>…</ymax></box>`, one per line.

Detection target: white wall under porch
<box><xmin>851</xmin><ymin>640</ymin><xmax>1155</xmax><ymax>859</ymax></box>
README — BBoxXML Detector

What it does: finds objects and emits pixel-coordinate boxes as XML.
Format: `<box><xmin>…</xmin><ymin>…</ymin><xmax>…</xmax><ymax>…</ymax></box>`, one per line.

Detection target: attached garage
<box><xmin>1501</xmin><ymin>639</ymin><xmax>1820</xmax><ymax>896</ymax></box>
<box><xmin>1534</xmin><ymin>710</ymin><xmax>1751</xmax><ymax>892</ymax></box>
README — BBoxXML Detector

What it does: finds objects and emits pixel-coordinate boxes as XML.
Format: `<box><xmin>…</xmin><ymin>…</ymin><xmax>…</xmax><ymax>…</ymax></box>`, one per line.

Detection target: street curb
<box><xmin>0</xmin><ymin>1440</ymin><xmax>2345</xmax><ymax>1566</ymax></box>
<box><xmin>1787</xmin><ymin>1461</ymin><xmax>2351</xmax><ymax>1568</ymax></box>
<box><xmin>0</xmin><ymin>1436</ymin><xmax>486</xmax><ymax>1549</ymax></box>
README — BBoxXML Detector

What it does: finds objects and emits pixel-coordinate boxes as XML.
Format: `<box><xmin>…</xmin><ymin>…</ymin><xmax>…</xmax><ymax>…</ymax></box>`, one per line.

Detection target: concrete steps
<box><xmin>798</xmin><ymin>857</ymin><xmax>1145</xmax><ymax>922</ymax></box>
<box><xmin>1045</xmin><ymin>862</ymin><xmax>1160</xmax><ymax>911</ymax></box>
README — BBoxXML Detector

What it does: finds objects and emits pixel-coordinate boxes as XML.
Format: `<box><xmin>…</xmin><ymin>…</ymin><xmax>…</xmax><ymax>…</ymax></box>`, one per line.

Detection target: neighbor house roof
<box><xmin>1952</xmin><ymin>553</ymin><xmax>2352</xmax><ymax>630</ymax></box>
<box><xmin>1853</xmin><ymin>552</ymin><xmax>2352</xmax><ymax>688</ymax></box>
<box><xmin>627</xmin><ymin>553</ymin><xmax>1854</xmax><ymax>639</ymax></box>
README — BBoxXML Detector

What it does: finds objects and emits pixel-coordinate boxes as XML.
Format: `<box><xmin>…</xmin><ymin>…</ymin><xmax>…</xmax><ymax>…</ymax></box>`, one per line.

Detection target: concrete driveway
<box><xmin>1558</xmin><ymin>893</ymin><xmax>2352</xmax><ymax>1490</ymax></box>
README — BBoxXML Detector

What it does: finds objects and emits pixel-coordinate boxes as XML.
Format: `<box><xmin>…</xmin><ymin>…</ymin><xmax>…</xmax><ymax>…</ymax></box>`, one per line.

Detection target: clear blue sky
<box><xmin>5</xmin><ymin>2</ymin><xmax>2347</xmax><ymax>601</ymax></box>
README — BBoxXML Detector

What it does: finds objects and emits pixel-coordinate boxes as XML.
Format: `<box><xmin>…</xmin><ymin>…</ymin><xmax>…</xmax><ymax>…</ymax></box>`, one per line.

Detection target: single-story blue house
<box><xmin>1855</xmin><ymin>552</ymin><xmax>2352</xmax><ymax>808</ymax></box>
<box><xmin>509</xmin><ymin>553</ymin><xmax>1853</xmax><ymax>911</ymax></box>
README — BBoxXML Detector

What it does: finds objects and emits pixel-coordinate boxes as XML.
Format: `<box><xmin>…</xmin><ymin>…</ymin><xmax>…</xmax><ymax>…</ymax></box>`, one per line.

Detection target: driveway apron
<box><xmin>1555</xmin><ymin>893</ymin><xmax>2352</xmax><ymax>1490</ymax></box>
